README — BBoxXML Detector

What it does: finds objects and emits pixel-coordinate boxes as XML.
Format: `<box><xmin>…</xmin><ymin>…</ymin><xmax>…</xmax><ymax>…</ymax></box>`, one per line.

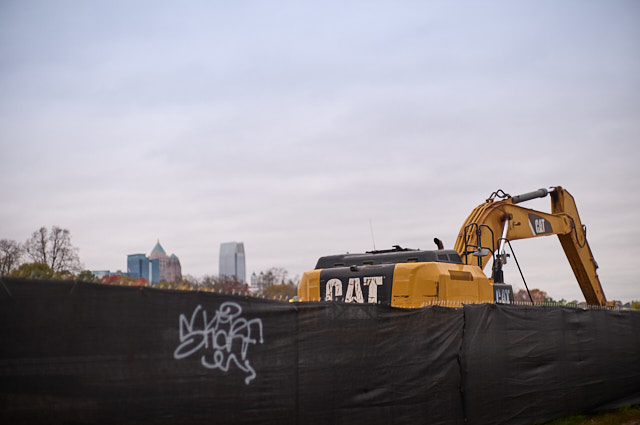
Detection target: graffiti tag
<box><xmin>174</xmin><ymin>302</ymin><xmax>264</xmax><ymax>385</ymax></box>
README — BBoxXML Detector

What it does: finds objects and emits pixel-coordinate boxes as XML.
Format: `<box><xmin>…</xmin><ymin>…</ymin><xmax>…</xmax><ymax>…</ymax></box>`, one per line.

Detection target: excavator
<box><xmin>297</xmin><ymin>186</ymin><xmax>613</xmax><ymax>308</ymax></box>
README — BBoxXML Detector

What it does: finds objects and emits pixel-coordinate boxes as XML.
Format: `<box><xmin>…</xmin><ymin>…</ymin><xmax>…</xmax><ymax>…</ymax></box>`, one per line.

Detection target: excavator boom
<box><xmin>454</xmin><ymin>186</ymin><xmax>609</xmax><ymax>306</ymax></box>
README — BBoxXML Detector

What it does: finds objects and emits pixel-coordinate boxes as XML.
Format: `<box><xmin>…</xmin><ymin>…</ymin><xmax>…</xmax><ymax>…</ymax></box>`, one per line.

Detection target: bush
<box><xmin>8</xmin><ymin>262</ymin><xmax>69</xmax><ymax>280</ymax></box>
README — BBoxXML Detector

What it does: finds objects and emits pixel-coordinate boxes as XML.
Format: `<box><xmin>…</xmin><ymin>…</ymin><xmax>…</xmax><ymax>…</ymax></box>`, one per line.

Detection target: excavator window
<box><xmin>448</xmin><ymin>253</ymin><xmax>463</xmax><ymax>263</ymax></box>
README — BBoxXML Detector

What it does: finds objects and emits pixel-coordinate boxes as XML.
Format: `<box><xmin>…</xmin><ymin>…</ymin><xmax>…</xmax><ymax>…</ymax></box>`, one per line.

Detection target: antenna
<box><xmin>369</xmin><ymin>218</ymin><xmax>377</xmax><ymax>251</ymax></box>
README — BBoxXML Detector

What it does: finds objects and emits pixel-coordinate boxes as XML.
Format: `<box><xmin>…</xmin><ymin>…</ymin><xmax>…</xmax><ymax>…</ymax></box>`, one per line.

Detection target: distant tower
<box><xmin>148</xmin><ymin>240</ymin><xmax>167</xmax><ymax>283</ymax></box>
<box><xmin>127</xmin><ymin>254</ymin><xmax>150</xmax><ymax>281</ymax></box>
<box><xmin>219</xmin><ymin>242</ymin><xmax>246</xmax><ymax>282</ymax></box>
<box><xmin>127</xmin><ymin>240</ymin><xmax>181</xmax><ymax>284</ymax></box>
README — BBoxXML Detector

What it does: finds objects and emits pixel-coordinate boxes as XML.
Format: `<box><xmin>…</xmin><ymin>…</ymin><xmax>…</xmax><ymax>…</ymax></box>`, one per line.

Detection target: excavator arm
<box><xmin>454</xmin><ymin>186</ymin><xmax>610</xmax><ymax>306</ymax></box>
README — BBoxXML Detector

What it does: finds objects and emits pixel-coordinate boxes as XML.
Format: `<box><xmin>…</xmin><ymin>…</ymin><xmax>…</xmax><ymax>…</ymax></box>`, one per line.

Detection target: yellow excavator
<box><xmin>297</xmin><ymin>186</ymin><xmax>612</xmax><ymax>308</ymax></box>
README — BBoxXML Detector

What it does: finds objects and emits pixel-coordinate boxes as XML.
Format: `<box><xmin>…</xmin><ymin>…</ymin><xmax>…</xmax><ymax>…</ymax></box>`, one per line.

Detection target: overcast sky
<box><xmin>1</xmin><ymin>1</ymin><xmax>638</xmax><ymax>302</ymax></box>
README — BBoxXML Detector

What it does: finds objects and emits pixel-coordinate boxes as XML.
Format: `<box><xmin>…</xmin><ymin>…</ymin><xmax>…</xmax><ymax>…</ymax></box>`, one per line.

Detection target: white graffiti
<box><xmin>173</xmin><ymin>302</ymin><xmax>264</xmax><ymax>385</ymax></box>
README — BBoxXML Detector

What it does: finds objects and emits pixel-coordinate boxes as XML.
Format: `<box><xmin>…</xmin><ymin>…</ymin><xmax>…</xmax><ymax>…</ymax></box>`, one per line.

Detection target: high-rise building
<box><xmin>127</xmin><ymin>253</ymin><xmax>150</xmax><ymax>281</ymax></box>
<box><xmin>219</xmin><ymin>242</ymin><xmax>245</xmax><ymax>282</ymax></box>
<box><xmin>127</xmin><ymin>240</ymin><xmax>181</xmax><ymax>284</ymax></box>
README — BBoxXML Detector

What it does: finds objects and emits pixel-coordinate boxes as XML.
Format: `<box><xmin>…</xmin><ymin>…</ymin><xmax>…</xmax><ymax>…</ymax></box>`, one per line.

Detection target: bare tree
<box><xmin>213</xmin><ymin>275</ymin><xmax>250</xmax><ymax>294</ymax></box>
<box><xmin>0</xmin><ymin>239</ymin><xmax>23</xmax><ymax>276</ymax></box>
<box><xmin>253</xmin><ymin>267</ymin><xmax>296</xmax><ymax>293</ymax></box>
<box><xmin>261</xmin><ymin>268</ymin><xmax>288</xmax><ymax>286</ymax></box>
<box><xmin>25</xmin><ymin>226</ymin><xmax>82</xmax><ymax>272</ymax></box>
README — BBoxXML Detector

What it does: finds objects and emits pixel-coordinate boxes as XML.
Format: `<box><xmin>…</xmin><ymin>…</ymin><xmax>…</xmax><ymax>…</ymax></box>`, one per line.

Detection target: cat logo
<box><xmin>325</xmin><ymin>276</ymin><xmax>384</xmax><ymax>304</ymax></box>
<box><xmin>492</xmin><ymin>284</ymin><xmax>514</xmax><ymax>304</ymax></box>
<box><xmin>528</xmin><ymin>214</ymin><xmax>552</xmax><ymax>235</ymax></box>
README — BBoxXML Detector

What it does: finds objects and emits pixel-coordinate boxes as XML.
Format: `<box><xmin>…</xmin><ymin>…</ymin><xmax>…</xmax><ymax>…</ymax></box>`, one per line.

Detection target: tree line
<box><xmin>1</xmin><ymin>226</ymin><xmax>298</xmax><ymax>299</ymax></box>
<box><xmin>3</xmin><ymin>228</ymin><xmax>636</xmax><ymax>307</ymax></box>
<box><xmin>178</xmin><ymin>268</ymin><xmax>298</xmax><ymax>299</ymax></box>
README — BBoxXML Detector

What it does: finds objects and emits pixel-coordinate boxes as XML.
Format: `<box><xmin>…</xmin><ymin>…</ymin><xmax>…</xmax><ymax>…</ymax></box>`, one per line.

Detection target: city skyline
<box><xmin>89</xmin><ymin>238</ymin><xmax>270</xmax><ymax>284</ymax></box>
<box><xmin>126</xmin><ymin>240</ymin><xmax>181</xmax><ymax>284</ymax></box>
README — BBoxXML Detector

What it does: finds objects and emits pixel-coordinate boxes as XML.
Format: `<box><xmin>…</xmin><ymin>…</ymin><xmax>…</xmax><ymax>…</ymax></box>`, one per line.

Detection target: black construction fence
<box><xmin>1</xmin><ymin>278</ymin><xmax>639</xmax><ymax>425</ymax></box>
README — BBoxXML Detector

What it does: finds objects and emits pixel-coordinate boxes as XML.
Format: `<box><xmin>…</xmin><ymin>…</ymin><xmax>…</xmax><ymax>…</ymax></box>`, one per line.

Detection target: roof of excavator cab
<box><xmin>314</xmin><ymin>247</ymin><xmax>463</xmax><ymax>269</ymax></box>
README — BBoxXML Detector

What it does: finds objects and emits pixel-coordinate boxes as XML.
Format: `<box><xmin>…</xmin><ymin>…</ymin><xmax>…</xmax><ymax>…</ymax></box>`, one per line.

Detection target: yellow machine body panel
<box><xmin>298</xmin><ymin>269</ymin><xmax>321</xmax><ymax>302</ymax></box>
<box><xmin>391</xmin><ymin>262</ymin><xmax>493</xmax><ymax>308</ymax></box>
<box><xmin>297</xmin><ymin>259</ymin><xmax>498</xmax><ymax>308</ymax></box>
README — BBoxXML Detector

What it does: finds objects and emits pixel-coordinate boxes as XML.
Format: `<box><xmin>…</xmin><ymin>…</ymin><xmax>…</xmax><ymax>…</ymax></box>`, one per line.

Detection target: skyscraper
<box><xmin>127</xmin><ymin>240</ymin><xmax>181</xmax><ymax>284</ymax></box>
<box><xmin>219</xmin><ymin>242</ymin><xmax>246</xmax><ymax>282</ymax></box>
<box><xmin>127</xmin><ymin>253</ymin><xmax>150</xmax><ymax>282</ymax></box>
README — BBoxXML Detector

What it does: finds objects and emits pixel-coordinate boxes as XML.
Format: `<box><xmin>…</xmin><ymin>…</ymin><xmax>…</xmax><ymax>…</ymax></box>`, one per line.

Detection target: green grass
<box><xmin>544</xmin><ymin>405</ymin><xmax>640</xmax><ymax>425</ymax></box>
